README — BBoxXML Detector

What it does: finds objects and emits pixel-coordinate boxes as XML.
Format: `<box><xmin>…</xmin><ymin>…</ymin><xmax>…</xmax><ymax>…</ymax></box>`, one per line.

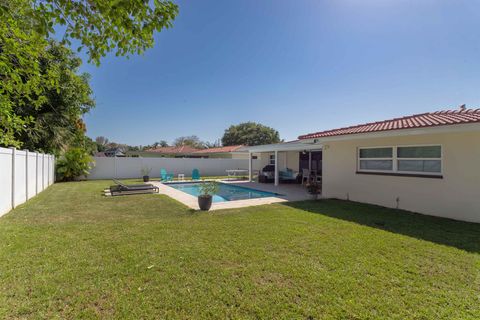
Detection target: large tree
<box><xmin>222</xmin><ymin>122</ymin><xmax>280</xmax><ymax>146</ymax></box>
<box><xmin>95</xmin><ymin>136</ymin><xmax>109</xmax><ymax>151</ymax></box>
<box><xmin>153</xmin><ymin>140</ymin><xmax>169</xmax><ymax>148</ymax></box>
<box><xmin>173</xmin><ymin>135</ymin><xmax>205</xmax><ymax>149</ymax></box>
<box><xmin>0</xmin><ymin>0</ymin><xmax>178</xmax><ymax>148</ymax></box>
<box><xmin>0</xmin><ymin>0</ymin><xmax>51</xmax><ymax>147</ymax></box>
<box><xmin>4</xmin><ymin>0</ymin><xmax>179</xmax><ymax>65</ymax></box>
<box><xmin>13</xmin><ymin>41</ymin><xmax>95</xmax><ymax>154</ymax></box>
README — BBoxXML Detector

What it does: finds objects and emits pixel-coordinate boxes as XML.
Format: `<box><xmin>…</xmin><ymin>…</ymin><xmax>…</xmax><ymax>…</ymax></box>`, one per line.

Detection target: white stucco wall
<box><xmin>322</xmin><ymin>131</ymin><xmax>480</xmax><ymax>223</ymax></box>
<box><xmin>252</xmin><ymin>153</ymin><xmax>269</xmax><ymax>172</ymax></box>
<box><xmin>285</xmin><ymin>152</ymin><xmax>300</xmax><ymax>171</ymax></box>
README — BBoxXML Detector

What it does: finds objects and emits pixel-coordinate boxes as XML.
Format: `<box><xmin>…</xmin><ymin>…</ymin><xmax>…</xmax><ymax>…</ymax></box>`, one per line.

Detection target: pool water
<box><xmin>166</xmin><ymin>182</ymin><xmax>279</xmax><ymax>203</ymax></box>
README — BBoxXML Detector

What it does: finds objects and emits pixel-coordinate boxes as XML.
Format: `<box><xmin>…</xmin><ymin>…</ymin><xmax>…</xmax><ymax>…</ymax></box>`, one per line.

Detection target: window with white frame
<box><xmin>269</xmin><ymin>154</ymin><xmax>275</xmax><ymax>165</ymax></box>
<box><xmin>358</xmin><ymin>145</ymin><xmax>442</xmax><ymax>175</ymax></box>
<box><xmin>397</xmin><ymin>146</ymin><xmax>441</xmax><ymax>174</ymax></box>
<box><xmin>358</xmin><ymin>147</ymin><xmax>393</xmax><ymax>171</ymax></box>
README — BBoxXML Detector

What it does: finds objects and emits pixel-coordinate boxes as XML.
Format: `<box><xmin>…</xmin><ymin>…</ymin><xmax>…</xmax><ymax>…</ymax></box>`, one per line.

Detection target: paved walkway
<box><xmin>150</xmin><ymin>180</ymin><xmax>314</xmax><ymax>211</ymax></box>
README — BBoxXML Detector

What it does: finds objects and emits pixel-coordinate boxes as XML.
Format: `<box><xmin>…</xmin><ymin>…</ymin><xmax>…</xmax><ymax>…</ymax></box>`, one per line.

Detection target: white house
<box><xmin>246</xmin><ymin>107</ymin><xmax>480</xmax><ymax>223</ymax></box>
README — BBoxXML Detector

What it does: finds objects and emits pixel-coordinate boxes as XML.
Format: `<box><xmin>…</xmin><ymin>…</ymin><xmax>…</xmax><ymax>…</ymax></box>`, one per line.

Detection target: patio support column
<box><xmin>274</xmin><ymin>150</ymin><xmax>279</xmax><ymax>186</ymax></box>
<box><xmin>308</xmin><ymin>151</ymin><xmax>312</xmax><ymax>172</ymax></box>
<box><xmin>248</xmin><ymin>152</ymin><xmax>253</xmax><ymax>182</ymax></box>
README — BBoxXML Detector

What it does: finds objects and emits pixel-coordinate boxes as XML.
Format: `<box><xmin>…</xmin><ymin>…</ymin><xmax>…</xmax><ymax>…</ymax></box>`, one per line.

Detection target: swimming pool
<box><xmin>166</xmin><ymin>182</ymin><xmax>280</xmax><ymax>203</ymax></box>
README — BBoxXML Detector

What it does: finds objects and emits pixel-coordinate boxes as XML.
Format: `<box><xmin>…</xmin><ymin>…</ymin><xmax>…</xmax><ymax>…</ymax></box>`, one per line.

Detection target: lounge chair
<box><xmin>192</xmin><ymin>168</ymin><xmax>201</xmax><ymax>180</ymax></box>
<box><xmin>109</xmin><ymin>179</ymin><xmax>159</xmax><ymax>196</ymax></box>
<box><xmin>160</xmin><ymin>168</ymin><xmax>174</xmax><ymax>181</ymax></box>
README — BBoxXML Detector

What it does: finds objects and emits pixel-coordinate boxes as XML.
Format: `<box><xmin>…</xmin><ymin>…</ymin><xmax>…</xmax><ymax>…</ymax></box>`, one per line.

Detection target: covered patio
<box><xmin>245</xmin><ymin>140</ymin><xmax>323</xmax><ymax>186</ymax></box>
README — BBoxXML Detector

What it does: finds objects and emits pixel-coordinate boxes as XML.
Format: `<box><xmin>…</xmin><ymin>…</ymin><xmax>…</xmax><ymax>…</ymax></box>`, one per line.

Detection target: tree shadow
<box><xmin>282</xmin><ymin>199</ymin><xmax>480</xmax><ymax>254</ymax></box>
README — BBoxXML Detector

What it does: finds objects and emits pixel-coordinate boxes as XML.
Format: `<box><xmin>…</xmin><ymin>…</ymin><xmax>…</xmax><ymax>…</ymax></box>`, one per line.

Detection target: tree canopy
<box><xmin>95</xmin><ymin>136</ymin><xmax>109</xmax><ymax>151</ymax></box>
<box><xmin>0</xmin><ymin>0</ymin><xmax>178</xmax><ymax>150</ymax></box>
<box><xmin>154</xmin><ymin>140</ymin><xmax>169</xmax><ymax>148</ymax></box>
<box><xmin>14</xmin><ymin>41</ymin><xmax>95</xmax><ymax>154</ymax></box>
<box><xmin>173</xmin><ymin>135</ymin><xmax>205</xmax><ymax>149</ymax></box>
<box><xmin>1</xmin><ymin>0</ymin><xmax>179</xmax><ymax>65</ymax></box>
<box><xmin>1</xmin><ymin>0</ymin><xmax>51</xmax><ymax>147</ymax></box>
<box><xmin>221</xmin><ymin>122</ymin><xmax>281</xmax><ymax>146</ymax></box>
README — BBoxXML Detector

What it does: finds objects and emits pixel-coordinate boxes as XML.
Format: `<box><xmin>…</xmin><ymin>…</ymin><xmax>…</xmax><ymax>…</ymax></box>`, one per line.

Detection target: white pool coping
<box><xmin>150</xmin><ymin>180</ymin><xmax>314</xmax><ymax>210</ymax></box>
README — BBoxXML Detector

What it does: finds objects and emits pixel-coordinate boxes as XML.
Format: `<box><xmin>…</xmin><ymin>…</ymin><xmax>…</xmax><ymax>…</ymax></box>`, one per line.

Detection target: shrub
<box><xmin>199</xmin><ymin>181</ymin><xmax>219</xmax><ymax>197</ymax></box>
<box><xmin>306</xmin><ymin>181</ymin><xmax>321</xmax><ymax>195</ymax></box>
<box><xmin>56</xmin><ymin>148</ymin><xmax>94</xmax><ymax>181</ymax></box>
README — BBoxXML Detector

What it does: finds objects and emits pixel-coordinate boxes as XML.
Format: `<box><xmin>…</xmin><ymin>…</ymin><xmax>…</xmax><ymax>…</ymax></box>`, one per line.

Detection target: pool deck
<box><xmin>150</xmin><ymin>180</ymin><xmax>314</xmax><ymax>210</ymax></box>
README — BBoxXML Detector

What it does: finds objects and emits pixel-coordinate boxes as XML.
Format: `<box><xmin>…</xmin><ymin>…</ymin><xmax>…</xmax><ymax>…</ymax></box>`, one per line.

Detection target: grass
<box><xmin>0</xmin><ymin>180</ymin><xmax>479</xmax><ymax>319</ymax></box>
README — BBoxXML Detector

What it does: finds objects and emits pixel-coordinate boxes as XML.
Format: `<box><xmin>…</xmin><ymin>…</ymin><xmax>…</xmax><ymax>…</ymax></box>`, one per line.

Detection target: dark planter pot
<box><xmin>198</xmin><ymin>195</ymin><xmax>213</xmax><ymax>211</ymax></box>
<box><xmin>143</xmin><ymin>175</ymin><xmax>150</xmax><ymax>182</ymax></box>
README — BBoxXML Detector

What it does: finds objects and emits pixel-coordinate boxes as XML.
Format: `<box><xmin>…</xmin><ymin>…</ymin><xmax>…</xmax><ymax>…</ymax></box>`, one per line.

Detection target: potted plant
<box><xmin>306</xmin><ymin>180</ymin><xmax>321</xmax><ymax>200</ymax></box>
<box><xmin>198</xmin><ymin>181</ymin><xmax>219</xmax><ymax>211</ymax></box>
<box><xmin>141</xmin><ymin>166</ymin><xmax>152</xmax><ymax>182</ymax></box>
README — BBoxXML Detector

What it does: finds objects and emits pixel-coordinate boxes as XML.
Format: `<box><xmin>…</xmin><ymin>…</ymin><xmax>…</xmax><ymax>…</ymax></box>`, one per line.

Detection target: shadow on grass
<box><xmin>283</xmin><ymin>199</ymin><xmax>480</xmax><ymax>254</ymax></box>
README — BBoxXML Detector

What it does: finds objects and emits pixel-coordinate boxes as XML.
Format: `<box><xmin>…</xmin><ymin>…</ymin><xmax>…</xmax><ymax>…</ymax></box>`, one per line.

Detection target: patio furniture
<box><xmin>160</xmin><ymin>168</ymin><xmax>174</xmax><ymax>181</ymax></box>
<box><xmin>226</xmin><ymin>169</ymin><xmax>248</xmax><ymax>180</ymax></box>
<box><xmin>178</xmin><ymin>173</ymin><xmax>185</xmax><ymax>181</ymax></box>
<box><xmin>302</xmin><ymin>168</ymin><xmax>311</xmax><ymax>185</ymax></box>
<box><xmin>279</xmin><ymin>168</ymin><xmax>299</xmax><ymax>183</ymax></box>
<box><xmin>259</xmin><ymin>165</ymin><xmax>275</xmax><ymax>183</ymax></box>
<box><xmin>109</xmin><ymin>179</ymin><xmax>159</xmax><ymax>196</ymax></box>
<box><xmin>309</xmin><ymin>170</ymin><xmax>322</xmax><ymax>184</ymax></box>
<box><xmin>192</xmin><ymin>168</ymin><xmax>201</xmax><ymax>180</ymax></box>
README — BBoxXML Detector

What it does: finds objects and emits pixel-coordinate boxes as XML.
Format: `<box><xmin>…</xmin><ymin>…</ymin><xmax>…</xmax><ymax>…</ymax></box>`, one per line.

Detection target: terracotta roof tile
<box><xmin>145</xmin><ymin>146</ymin><xmax>200</xmax><ymax>154</ymax></box>
<box><xmin>193</xmin><ymin>145</ymin><xmax>244</xmax><ymax>153</ymax></box>
<box><xmin>298</xmin><ymin>108</ymin><xmax>480</xmax><ymax>140</ymax></box>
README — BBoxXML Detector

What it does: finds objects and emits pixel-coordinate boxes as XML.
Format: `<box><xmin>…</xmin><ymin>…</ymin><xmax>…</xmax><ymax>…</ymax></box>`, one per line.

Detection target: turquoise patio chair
<box><xmin>191</xmin><ymin>169</ymin><xmax>200</xmax><ymax>180</ymax></box>
<box><xmin>160</xmin><ymin>168</ymin><xmax>174</xmax><ymax>181</ymax></box>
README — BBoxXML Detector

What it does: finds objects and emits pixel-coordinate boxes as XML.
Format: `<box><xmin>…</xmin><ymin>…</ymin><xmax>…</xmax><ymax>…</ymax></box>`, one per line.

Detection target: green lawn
<box><xmin>0</xmin><ymin>180</ymin><xmax>479</xmax><ymax>319</ymax></box>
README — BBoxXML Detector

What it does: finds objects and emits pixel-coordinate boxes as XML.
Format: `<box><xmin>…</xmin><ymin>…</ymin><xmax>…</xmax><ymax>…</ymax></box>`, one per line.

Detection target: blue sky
<box><xmin>80</xmin><ymin>0</ymin><xmax>480</xmax><ymax>145</ymax></box>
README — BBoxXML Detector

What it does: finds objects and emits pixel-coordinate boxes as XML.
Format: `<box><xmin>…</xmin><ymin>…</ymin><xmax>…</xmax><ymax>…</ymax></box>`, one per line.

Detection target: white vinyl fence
<box><xmin>0</xmin><ymin>147</ymin><xmax>55</xmax><ymax>217</ymax></box>
<box><xmin>87</xmin><ymin>157</ymin><xmax>249</xmax><ymax>180</ymax></box>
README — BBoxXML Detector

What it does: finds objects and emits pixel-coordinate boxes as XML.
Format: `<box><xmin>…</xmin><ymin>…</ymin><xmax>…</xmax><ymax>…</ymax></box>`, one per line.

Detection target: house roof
<box><xmin>245</xmin><ymin>140</ymin><xmax>322</xmax><ymax>152</ymax></box>
<box><xmin>298</xmin><ymin>107</ymin><xmax>480</xmax><ymax>140</ymax></box>
<box><xmin>193</xmin><ymin>145</ymin><xmax>244</xmax><ymax>154</ymax></box>
<box><xmin>145</xmin><ymin>146</ymin><xmax>200</xmax><ymax>154</ymax></box>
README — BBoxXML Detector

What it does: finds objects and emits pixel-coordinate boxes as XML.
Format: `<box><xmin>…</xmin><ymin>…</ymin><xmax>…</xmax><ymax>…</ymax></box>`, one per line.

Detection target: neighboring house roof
<box><xmin>193</xmin><ymin>145</ymin><xmax>244</xmax><ymax>154</ymax></box>
<box><xmin>145</xmin><ymin>146</ymin><xmax>200</xmax><ymax>154</ymax></box>
<box><xmin>95</xmin><ymin>152</ymin><xmax>107</xmax><ymax>157</ymax></box>
<box><xmin>298</xmin><ymin>107</ymin><xmax>480</xmax><ymax>140</ymax></box>
<box><xmin>103</xmin><ymin>148</ymin><xmax>125</xmax><ymax>156</ymax></box>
